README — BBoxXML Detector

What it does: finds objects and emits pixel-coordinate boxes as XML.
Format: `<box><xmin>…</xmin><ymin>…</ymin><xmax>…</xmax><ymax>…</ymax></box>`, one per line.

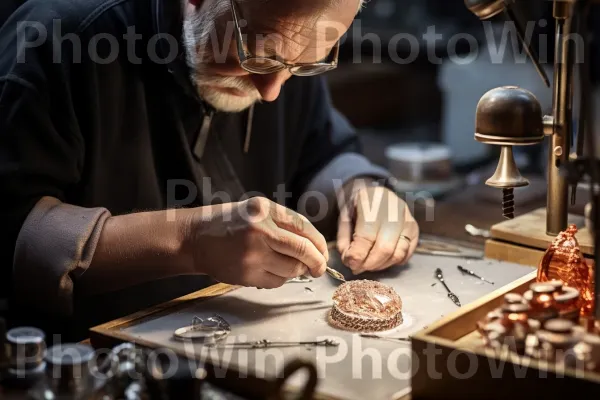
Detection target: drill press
<box><xmin>465</xmin><ymin>0</ymin><xmax>600</xmax><ymax>320</ymax></box>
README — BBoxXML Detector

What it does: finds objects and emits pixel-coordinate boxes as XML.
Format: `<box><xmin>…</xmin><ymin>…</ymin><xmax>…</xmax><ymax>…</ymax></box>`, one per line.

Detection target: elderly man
<box><xmin>0</xmin><ymin>0</ymin><xmax>419</xmax><ymax>338</ymax></box>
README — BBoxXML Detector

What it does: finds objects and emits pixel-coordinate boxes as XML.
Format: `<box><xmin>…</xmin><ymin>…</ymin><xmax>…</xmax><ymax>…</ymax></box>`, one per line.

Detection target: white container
<box><xmin>385</xmin><ymin>143</ymin><xmax>452</xmax><ymax>182</ymax></box>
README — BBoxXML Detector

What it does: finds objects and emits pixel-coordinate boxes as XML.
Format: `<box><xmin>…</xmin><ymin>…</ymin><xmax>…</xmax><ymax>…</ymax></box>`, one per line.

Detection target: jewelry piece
<box><xmin>328</xmin><ymin>280</ymin><xmax>403</xmax><ymax>332</ymax></box>
<box><xmin>400</xmin><ymin>235</ymin><xmax>412</xmax><ymax>245</ymax></box>
<box><xmin>173</xmin><ymin>314</ymin><xmax>231</xmax><ymax>343</ymax></box>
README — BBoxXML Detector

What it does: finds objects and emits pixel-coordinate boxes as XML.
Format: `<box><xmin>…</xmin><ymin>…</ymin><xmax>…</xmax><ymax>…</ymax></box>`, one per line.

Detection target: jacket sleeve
<box><xmin>0</xmin><ymin>77</ymin><xmax>110</xmax><ymax>318</ymax></box>
<box><xmin>289</xmin><ymin>76</ymin><xmax>391</xmax><ymax>238</ymax></box>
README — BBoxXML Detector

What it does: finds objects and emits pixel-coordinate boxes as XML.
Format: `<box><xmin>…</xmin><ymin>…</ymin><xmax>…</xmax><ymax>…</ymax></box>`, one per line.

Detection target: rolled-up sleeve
<box><xmin>0</xmin><ymin>76</ymin><xmax>87</xmax><ymax>317</ymax></box>
<box><xmin>13</xmin><ymin>197</ymin><xmax>111</xmax><ymax>316</ymax></box>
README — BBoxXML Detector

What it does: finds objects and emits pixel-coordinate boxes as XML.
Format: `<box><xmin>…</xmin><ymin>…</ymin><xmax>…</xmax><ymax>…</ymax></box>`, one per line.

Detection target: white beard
<box><xmin>182</xmin><ymin>8</ymin><xmax>262</xmax><ymax>113</ymax></box>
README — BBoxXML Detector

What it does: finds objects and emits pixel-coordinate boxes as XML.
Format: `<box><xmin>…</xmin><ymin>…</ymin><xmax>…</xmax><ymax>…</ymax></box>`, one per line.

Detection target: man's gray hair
<box><xmin>358</xmin><ymin>0</ymin><xmax>367</xmax><ymax>12</ymax></box>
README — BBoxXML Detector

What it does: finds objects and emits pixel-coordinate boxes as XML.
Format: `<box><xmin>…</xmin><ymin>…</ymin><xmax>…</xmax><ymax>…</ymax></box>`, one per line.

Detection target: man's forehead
<box><xmin>240</xmin><ymin>0</ymin><xmax>359</xmax><ymax>33</ymax></box>
<box><xmin>240</xmin><ymin>0</ymin><xmax>357</xmax><ymax>55</ymax></box>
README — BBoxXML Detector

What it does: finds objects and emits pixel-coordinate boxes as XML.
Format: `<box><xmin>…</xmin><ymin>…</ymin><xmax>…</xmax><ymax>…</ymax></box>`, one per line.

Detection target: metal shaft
<box><xmin>503</xmin><ymin>7</ymin><xmax>550</xmax><ymax>87</ymax></box>
<box><xmin>547</xmin><ymin>2</ymin><xmax>574</xmax><ymax>236</ymax></box>
<box><xmin>502</xmin><ymin>188</ymin><xmax>515</xmax><ymax>219</ymax></box>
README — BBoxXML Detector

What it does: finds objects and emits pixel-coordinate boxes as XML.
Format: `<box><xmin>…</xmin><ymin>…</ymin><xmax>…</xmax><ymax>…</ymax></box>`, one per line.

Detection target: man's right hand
<box><xmin>183</xmin><ymin>197</ymin><xmax>329</xmax><ymax>289</ymax></box>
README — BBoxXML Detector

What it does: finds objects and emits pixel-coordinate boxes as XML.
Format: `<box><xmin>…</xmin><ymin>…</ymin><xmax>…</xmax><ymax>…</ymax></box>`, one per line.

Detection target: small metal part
<box><xmin>503</xmin><ymin>6</ymin><xmax>551</xmax><ymax>87</ymax></box>
<box><xmin>415</xmin><ymin>240</ymin><xmax>483</xmax><ymax>260</ymax></box>
<box><xmin>457</xmin><ymin>265</ymin><xmax>494</xmax><ymax>284</ymax></box>
<box><xmin>504</xmin><ymin>293</ymin><xmax>524</xmax><ymax>304</ymax></box>
<box><xmin>44</xmin><ymin>344</ymin><xmax>95</xmax><ymax>396</ymax></box>
<box><xmin>287</xmin><ymin>275</ymin><xmax>312</xmax><ymax>283</ymax></box>
<box><xmin>326</xmin><ymin>266</ymin><xmax>346</xmax><ymax>283</ymax></box>
<box><xmin>554</xmin><ymin>146</ymin><xmax>564</xmax><ymax>157</ymax></box>
<box><xmin>359</xmin><ymin>334</ymin><xmax>410</xmax><ymax>343</ymax></box>
<box><xmin>502</xmin><ymin>188</ymin><xmax>515</xmax><ymax>219</ymax></box>
<box><xmin>212</xmin><ymin>339</ymin><xmax>339</xmax><ymax>349</ymax></box>
<box><xmin>6</xmin><ymin>327</ymin><xmax>46</xmax><ymax>370</ymax></box>
<box><xmin>434</xmin><ymin>268</ymin><xmax>461</xmax><ymax>307</ymax></box>
<box><xmin>465</xmin><ymin>224</ymin><xmax>491</xmax><ymax>238</ymax></box>
<box><xmin>173</xmin><ymin>315</ymin><xmax>231</xmax><ymax>343</ymax></box>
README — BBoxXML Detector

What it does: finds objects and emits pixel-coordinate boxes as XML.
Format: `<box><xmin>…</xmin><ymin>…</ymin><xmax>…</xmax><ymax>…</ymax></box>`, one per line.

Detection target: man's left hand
<box><xmin>337</xmin><ymin>184</ymin><xmax>419</xmax><ymax>274</ymax></box>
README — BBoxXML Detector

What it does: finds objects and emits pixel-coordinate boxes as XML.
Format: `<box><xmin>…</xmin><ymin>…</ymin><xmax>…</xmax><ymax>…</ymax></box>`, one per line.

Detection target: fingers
<box><xmin>254</xmin><ymin>271</ymin><xmax>289</xmax><ymax>289</ymax></box>
<box><xmin>336</xmin><ymin>205</ymin><xmax>353</xmax><ymax>256</ymax></box>
<box><xmin>263</xmin><ymin>252</ymin><xmax>309</xmax><ymax>279</ymax></box>
<box><xmin>342</xmin><ymin>190</ymin><xmax>381</xmax><ymax>274</ymax></box>
<box><xmin>386</xmin><ymin>235</ymin><xmax>410</xmax><ymax>270</ymax></box>
<box><xmin>398</xmin><ymin>216</ymin><xmax>420</xmax><ymax>265</ymax></box>
<box><xmin>268</xmin><ymin>200</ymin><xmax>329</xmax><ymax>261</ymax></box>
<box><xmin>361</xmin><ymin>222</ymin><xmax>404</xmax><ymax>272</ymax></box>
<box><xmin>263</xmin><ymin>224</ymin><xmax>328</xmax><ymax>278</ymax></box>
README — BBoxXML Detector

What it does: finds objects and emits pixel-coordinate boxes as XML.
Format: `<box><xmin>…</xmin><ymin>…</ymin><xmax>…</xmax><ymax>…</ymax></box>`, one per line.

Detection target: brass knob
<box><xmin>475</xmin><ymin>86</ymin><xmax>544</xmax><ymax>146</ymax></box>
<box><xmin>464</xmin><ymin>0</ymin><xmax>506</xmax><ymax>19</ymax></box>
<box><xmin>486</xmin><ymin>147</ymin><xmax>529</xmax><ymax>188</ymax></box>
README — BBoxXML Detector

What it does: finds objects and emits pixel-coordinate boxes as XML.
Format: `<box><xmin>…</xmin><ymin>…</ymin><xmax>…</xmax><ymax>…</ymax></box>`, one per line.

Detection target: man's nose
<box><xmin>250</xmin><ymin>71</ymin><xmax>290</xmax><ymax>102</ymax></box>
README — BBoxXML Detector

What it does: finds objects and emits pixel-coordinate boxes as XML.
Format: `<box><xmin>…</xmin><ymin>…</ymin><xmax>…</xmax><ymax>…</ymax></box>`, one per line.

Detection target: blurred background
<box><xmin>325</xmin><ymin>0</ymin><xmax>600</xmax><ymax>240</ymax></box>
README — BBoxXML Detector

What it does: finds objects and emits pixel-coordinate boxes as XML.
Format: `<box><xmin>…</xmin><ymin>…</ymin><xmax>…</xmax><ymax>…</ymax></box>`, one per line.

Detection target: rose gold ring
<box><xmin>400</xmin><ymin>235</ymin><xmax>412</xmax><ymax>245</ymax></box>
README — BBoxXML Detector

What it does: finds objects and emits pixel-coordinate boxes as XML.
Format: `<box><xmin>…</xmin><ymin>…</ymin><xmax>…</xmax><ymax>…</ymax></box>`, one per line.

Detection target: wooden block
<box><xmin>484</xmin><ymin>239</ymin><xmax>544</xmax><ymax>267</ymax></box>
<box><xmin>490</xmin><ymin>208</ymin><xmax>594</xmax><ymax>256</ymax></box>
<box><xmin>484</xmin><ymin>239</ymin><xmax>596</xmax><ymax>267</ymax></box>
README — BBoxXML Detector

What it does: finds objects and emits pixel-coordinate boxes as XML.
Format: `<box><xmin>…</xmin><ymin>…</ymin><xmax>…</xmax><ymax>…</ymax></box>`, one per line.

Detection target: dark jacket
<box><xmin>0</xmin><ymin>0</ymin><xmax>388</xmax><ymax>339</ymax></box>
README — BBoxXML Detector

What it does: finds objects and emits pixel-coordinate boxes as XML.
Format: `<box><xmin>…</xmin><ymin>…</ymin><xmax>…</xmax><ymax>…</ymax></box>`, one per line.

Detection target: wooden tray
<box><xmin>410</xmin><ymin>271</ymin><xmax>600</xmax><ymax>400</ymax></box>
<box><xmin>89</xmin><ymin>284</ymin><xmax>330</xmax><ymax>400</ymax></box>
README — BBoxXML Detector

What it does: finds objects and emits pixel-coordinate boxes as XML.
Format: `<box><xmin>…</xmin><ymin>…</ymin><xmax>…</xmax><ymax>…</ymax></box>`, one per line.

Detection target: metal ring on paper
<box><xmin>173</xmin><ymin>314</ymin><xmax>231</xmax><ymax>343</ymax></box>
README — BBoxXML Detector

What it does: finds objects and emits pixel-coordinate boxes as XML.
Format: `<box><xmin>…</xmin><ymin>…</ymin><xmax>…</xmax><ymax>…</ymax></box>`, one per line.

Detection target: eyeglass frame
<box><xmin>229</xmin><ymin>0</ymin><xmax>340</xmax><ymax>76</ymax></box>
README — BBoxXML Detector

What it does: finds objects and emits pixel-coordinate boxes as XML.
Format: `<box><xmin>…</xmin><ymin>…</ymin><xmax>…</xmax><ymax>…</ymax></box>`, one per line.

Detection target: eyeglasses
<box><xmin>229</xmin><ymin>0</ymin><xmax>339</xmax><ymax>76</ymax></box>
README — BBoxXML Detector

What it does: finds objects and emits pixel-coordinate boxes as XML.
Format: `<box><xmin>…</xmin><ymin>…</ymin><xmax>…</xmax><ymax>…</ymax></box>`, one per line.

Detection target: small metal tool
<box><xmin>465</xmin><ymin>224</ymin><xmax>491</xmax><ymax>238</ymax></box>
<box><xmin>210</xmin><ymin>339</ymin><xmax>339</xmax><ymax>349</ymax></box>
<box><xmin>457</xmin><ymin>265</ymin><xmax>494</xmax><ymax>285</ymax></box>
<box><xmin>287</xmin><ymin>275</ymin><xmax>313</xmax><ymax>283</ymax></box>
<box><xmin>326</xmin><ymin>266</ymin><xmax>346</xmax><ymax>282</ymax></box>
<box><xmin>416</xmin><ymin>240</ymin><xmax>483</xmax><ymax>260</ymax></box>
<box><xmin>434</xmin><ymin>268</ymin><xmax>461</xmax><ymax>307</ymax></box>
<box><xmin>359</xmin><ymin>334</ymin><xmax>410</xmax><ymax>343</ymax></box>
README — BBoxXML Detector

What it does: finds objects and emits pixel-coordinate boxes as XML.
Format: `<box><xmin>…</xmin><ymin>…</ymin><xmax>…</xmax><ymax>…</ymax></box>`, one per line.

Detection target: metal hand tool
<box><xmin>416</xmin><ymin>240</ymin><xmax>483</xmax><ymax>260</ymax></box>
<box><xmin>434</xmin><ymin>268</ymin><xmax>461</xmax><ymax>307</ymax></box>
<box><xmin>465</xmin><ymin>224</ymin><xmax>491</xmax><ymax>238</ymax></box>
<box><xmin>457</xmin><ymin>265</ymin><xmax>494</xmax><ymax>285</ymax></box>
<box><xmin>210</xmin><ymin>339</ymin><xmax>340</xmax><ymax>349</ymax></box>
<box><xmin>325</xmin><ymin>267</ymin><xmax>346</xmax><ymax>282</ymax></box>
<box><xmin>359</xmin><ymin>334</ymin><xmax>410</xmax><ymax>343</ymax></box>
